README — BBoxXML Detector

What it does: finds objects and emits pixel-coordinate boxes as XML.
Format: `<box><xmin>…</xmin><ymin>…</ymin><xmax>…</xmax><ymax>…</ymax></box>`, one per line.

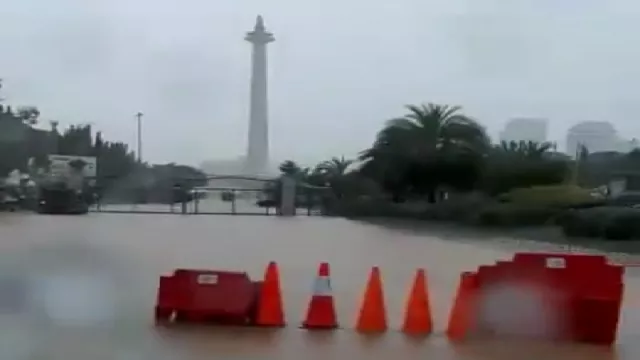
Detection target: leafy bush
<box><xmin>602</xmin><ymin>209</ymin><xmax>640</xmax><ymax>240</ymax></box>
<box><xmin>420</xmin><ymin>193</ymin><xmax>492</xmax><ymax>222</ymax></box>
<box><xmin>471</xmin><ymin>203</ymin><xmax>560</xmax><ymax>227</ymax></box>
<box><xmin>560</xmin><ymin>208</ymin><xmax>608</xmax><ymax>237</ymax></box>
<box><xmin>603</xmin><ymin>215</ymin><xmax>634</xmax><ymax>240</ymax></box>
<box><xmin>497</xmin><ymin>185</ymin><xmax>603</xmax><ymax>208</ymax></box>
<box><xmin>327</xmin><ymin>196</ymin><xmax>564</xmax><ymax>228</ymax></box>
<box><xmin>607</xmin><ymin>193</ymin><xmax>640</xmax><ymax>206</ymax></box>
<box><xmin>480</xmin><ymin>158</ymin><xmax>568</xmax><ymax>196</ymax></box>
<box><xmin>322</xmin><ymin>197</ymin><xmax>422</xmax><ymax>218</ymax></box>
<box><xmin>561</xmin><ymin>206</ymin><xmax>640</xmax><ymax>240</ymax></box>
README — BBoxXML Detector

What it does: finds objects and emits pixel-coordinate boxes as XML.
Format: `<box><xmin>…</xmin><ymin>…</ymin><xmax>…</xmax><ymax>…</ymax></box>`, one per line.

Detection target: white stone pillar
<box><xmin>279</xmin><ymin>176</ymin><xmax>296</xmax><ymax>216</ymax></box>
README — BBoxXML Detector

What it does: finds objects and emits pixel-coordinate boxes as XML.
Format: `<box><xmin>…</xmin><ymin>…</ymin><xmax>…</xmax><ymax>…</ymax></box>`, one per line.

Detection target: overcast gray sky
<box><xmin>1</xmin><ymin>0</ymin><xmax>640</xmax><ymax>166</ymax></box>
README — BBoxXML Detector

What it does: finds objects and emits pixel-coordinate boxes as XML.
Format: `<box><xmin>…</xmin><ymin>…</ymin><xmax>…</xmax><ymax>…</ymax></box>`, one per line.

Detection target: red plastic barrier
<box><xmin>474</xmin><ymin>262</ymin><xmax>571</xmax><ymax>341</ymax></box>
<box><xmin>512</xmin><ymin>253</ymin><xmax>623</xmax><ymax>300</ymax></box>
<box><xmin>513</xmin><ymin>252</ymin><xmax>607</xmax><ymax>267</ymax></box>
<box><xmin>464</xmin><ymin>252</ymin><xmax>624</xmax><ymax>345</ymax></box>
<box><xmin>155</xmin><ymin>269</ymin><xmax>261</xmax><ymax>325</ymax></box>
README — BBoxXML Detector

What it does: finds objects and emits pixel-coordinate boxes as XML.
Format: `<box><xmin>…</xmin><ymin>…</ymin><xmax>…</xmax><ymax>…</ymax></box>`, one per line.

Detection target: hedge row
<box><xmin>560</xmin><ymin>207</ymin><xmax>640</xmax><ymax>241</ymax></box>
<box><xmin>323</xmin><ymin>197</ymin><xmax>564</xmax><ymax>227</ymax></box>
<box><xmin>325</xmin><ymin>197</ymin><xmax>640</xmax><ymax>242</ymax></box>
<box><xmin>322</xmin><ymin>198</ymin><xmax>428</xmax><ymax>219</ymax></box>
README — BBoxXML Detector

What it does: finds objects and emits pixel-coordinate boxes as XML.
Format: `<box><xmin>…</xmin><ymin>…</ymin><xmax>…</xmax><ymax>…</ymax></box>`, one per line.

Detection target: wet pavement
<box><xmin>0</xmin><ymin>211</ymin><xmax>637</xmax><ymax>359</ymax></box>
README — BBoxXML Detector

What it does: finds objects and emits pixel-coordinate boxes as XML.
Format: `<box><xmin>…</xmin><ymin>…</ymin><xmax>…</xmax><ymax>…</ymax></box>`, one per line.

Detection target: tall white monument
<box><xmin>244</xmin><ymin>15</ymin><xmax>274</xmax><ymax>176</ymax></box>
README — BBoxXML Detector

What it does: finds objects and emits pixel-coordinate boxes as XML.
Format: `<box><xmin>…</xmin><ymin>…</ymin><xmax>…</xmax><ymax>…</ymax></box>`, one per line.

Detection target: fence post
<box><xmin>231</xmin><ymin>190</ymin><xmax>237</xmax><ymax>215</ymax></box>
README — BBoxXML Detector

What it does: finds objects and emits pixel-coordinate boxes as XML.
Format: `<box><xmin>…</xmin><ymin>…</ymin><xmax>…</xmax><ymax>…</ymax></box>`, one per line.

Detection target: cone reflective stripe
<box><xmin>312</xmin><ymin>262</ymin><xmax>332</xmax><ymax>297</ymax></box>
<box><xmin>301</xmin><ymin>262</ymin><xmax>338</xmax><ymax>329</ymax></box>
<box><xmin>312</xmin><ymin>276</ymin><xmax>332</xmax><ymax>296</ymax></box>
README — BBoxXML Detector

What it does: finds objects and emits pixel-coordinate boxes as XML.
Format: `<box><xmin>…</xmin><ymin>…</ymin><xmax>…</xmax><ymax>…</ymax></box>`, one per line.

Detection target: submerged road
<box><xmin>0</xmin><ymin>213</ymin><xmax>638</xmax><ymax>359</ymax></box>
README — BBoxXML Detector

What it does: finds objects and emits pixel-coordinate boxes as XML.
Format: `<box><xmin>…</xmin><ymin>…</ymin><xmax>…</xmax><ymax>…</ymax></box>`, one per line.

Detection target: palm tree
<box><xmin>298</xmin><ymin>166</ymin><xmax>312</xmax><ymax>180</ymax></box>
<box><xmin>279</xmin><ymin>160</ymin><xmax>299</xmax><ymax>175</ymax></box>
<box><xmin>309</xmin><ymin>156</ymin><xmax>355</xmax><ymax>194</ymax></box>
<box><xmin>360</xmin><ymin>103</ymin><xmax>489</xmax><ymax>163</ymax></box>
<box><xmin>317</xmin><ymin>156</ymin><xmax>353</xmax><ymax>177</ymax></box>
<box><xmin>357</xmin><ymin>103</ymin><xmax>489</xmax><ymax>202</ymax></box>
<box><xmin>497</xmin><ymin>140</ymin><xmax>554</xmax><ymax>158</ymax></box>
<box><xmin>278</xmin><ymin>160</ymin><xmax>310</xmax><ymax>179</ymax></box>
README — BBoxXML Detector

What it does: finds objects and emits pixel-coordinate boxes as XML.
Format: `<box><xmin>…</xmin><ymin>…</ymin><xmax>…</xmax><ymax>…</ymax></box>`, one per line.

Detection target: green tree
<box><xmin>361</xmin><ymin>103</ymin><xmax>489</xmax><ymax>161</ymax></box>
<box><xmin>16</xmin><ymin>106</ymin><xmax>40</xmax><ymax>125</ymax></box>
<box><xmin>311</xmin><ymin>156</ymin><xmax>354</xmax><ymax>197</ymax></box>
<box><xmin>481</xmin><ymin>140</ymin><xmax>567</xmax><ymax>195</ymax></box>
<box><xmin>56</xmin><ymin>125</ymin><xmax>94</xmax><ymax>156</ymax></box>
<box><xmin>497</xmin><ymin>140</ymin><xmax>554</xmax><ymax>159</ymax></box>
<box><xmin>359</xmin><ymin>103</ymin><xmax>489</xmax><ymax>202</ymax></box>
<box><xmin>278</xmin><ymin>160</ymin><xmax>310</xmax><ymax>179</ymax></box>
<box><xmin>0</xmin><ymin>82</ymin><xmax>206</xmax><ymax>204</ymax></box>
<box><xmin>316</xmin><ymin>156</ymin><xmax>353</xmax><ymax>177</ymax></box>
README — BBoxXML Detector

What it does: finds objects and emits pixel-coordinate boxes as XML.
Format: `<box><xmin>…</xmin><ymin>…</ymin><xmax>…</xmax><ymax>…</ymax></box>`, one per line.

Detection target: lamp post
<box><xmin>135</xmin><ymin>112</ymin><xmax>143</xmax><ymax>163</ymax></box>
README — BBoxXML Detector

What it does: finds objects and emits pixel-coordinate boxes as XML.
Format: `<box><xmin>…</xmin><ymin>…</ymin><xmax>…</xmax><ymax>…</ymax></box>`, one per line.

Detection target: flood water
<box><xmin>0</xmin><ymin>212</ymin><xmax>638</xmax><ymax>359</ymax></box>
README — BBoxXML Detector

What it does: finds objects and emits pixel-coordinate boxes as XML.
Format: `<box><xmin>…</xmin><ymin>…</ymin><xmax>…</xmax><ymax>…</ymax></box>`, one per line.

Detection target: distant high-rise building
<box><xmin>566</xmin><ymin>121</ymin><xmax>618</xmax><ymax>156</ymax></box>
<box><xmin>499</xmin><ymin>118</ymin><xmax>548</xmax><ymax>144</ymax></box>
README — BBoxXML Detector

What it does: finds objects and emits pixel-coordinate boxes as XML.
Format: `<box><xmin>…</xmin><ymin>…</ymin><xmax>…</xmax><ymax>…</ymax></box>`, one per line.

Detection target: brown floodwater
<box><xmin>0</xmin><ymin>211</ymin><xmax>638</xmax><ymax>359</ymax></box>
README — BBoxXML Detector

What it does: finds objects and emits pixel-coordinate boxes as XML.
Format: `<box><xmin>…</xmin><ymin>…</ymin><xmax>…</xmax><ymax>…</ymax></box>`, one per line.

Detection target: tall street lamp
<box><xmin>136</xmin><ymin>112</ymin><xmax>143</xmax><ymax>163</ymax></box>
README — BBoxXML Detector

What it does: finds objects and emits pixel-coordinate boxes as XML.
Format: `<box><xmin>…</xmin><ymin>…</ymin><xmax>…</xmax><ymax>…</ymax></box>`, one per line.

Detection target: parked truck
<box><xmin>37</xmin><ymin>175</ymin><xmax>90</xmax><ymax>215</ymax></box>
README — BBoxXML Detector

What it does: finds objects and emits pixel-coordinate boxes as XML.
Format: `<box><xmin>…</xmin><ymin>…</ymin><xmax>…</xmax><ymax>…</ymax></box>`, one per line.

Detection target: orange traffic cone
<box><xmin>446</xmin><ymin>272</ymin><xmax>477</xmax><ymax>341</ymax></box>
<box><xmin>402</xmin><ymin>268</ymin><xmax>433</xmax><ymax>335</ymax></box>
<box><xmin>356</xmin><ymin>266</ymin><xmax>387</xmax><ymax>333</ymax></box>
<box><xmin>301</xmin><ymin>262</ymin><xmax>338</xmax><ymax>329</ymax></box>
<box><xmin>256</xmin><ymin>261</ymin><xmax>286</xmax><ymax>327</ymax></box>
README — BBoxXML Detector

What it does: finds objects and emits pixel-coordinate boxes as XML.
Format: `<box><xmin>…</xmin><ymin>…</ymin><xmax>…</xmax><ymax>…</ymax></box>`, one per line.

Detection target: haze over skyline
<box><xmin>2</xmin><ymin>0</ymin><xmax>640</xmax><ymax>167</ymax></box>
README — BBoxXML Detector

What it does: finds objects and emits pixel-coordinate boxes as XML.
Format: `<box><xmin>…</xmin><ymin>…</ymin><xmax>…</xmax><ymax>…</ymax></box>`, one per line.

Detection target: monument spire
<box><xmin>244</xmin><ymin>15</ymin><xmax>274</xmax><ymax>176</ymax></box>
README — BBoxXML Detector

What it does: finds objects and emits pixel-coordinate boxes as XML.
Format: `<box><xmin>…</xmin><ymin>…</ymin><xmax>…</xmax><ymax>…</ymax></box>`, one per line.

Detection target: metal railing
<box><xmin>91</xmin><ymin>187</ymin><xmax>327</xmax><ymax>216</ymax></box>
